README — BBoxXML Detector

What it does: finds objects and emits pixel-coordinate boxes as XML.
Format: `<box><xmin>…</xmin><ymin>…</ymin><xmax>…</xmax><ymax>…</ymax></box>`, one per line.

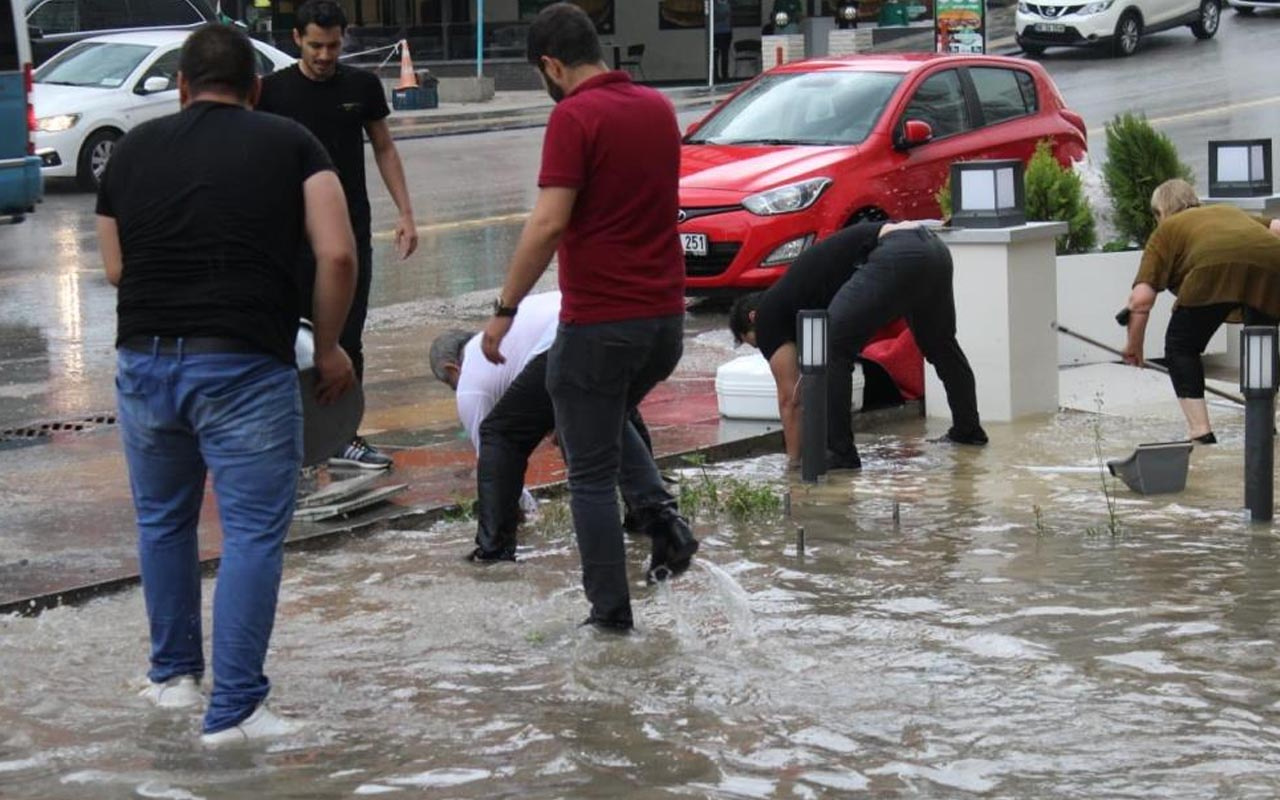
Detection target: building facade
<box><xmin>250</xmin><ymin>1</ymin><xmax>932</xmax><ymax>84</ymax></box>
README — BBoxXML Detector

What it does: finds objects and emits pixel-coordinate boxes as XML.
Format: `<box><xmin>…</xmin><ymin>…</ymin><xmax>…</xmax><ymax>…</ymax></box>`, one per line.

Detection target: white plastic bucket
<box><xmin>715</xmin><ymin>353</ymin><xmax>863</xmax><ymax>420</ymax></box>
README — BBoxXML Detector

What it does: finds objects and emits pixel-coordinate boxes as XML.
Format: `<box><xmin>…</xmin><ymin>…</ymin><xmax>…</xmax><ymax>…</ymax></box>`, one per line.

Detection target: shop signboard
<box><xmin>935</xmin><ymin>0</ymin><xmax>985</xmax><ymax>53</ymax></box>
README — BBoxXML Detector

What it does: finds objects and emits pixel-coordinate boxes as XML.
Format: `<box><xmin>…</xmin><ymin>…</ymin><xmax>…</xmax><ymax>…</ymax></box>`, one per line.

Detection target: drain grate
<box><xmin>0</xmin><ymin>412</ymin><xmax>118</xmax><ymax>441</ymax></box>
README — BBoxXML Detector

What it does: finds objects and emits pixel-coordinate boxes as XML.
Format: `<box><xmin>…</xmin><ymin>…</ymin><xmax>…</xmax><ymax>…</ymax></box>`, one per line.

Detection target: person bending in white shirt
<box><xmin>430</xmin><ymin>291</ymin><xmax>678</xmax><ymax>569</ymax></box>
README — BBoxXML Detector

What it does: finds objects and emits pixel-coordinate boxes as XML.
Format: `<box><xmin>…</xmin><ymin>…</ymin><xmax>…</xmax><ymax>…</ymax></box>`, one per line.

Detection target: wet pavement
<box><xmin>0</xmin><ymin>294</ymin><xmax>787</xmax><ymax>613</ymax></box>
<box><xmin>4</xmin><ymin>14</ymin><xmax>1278</xmax><ymax>428</ymax></box>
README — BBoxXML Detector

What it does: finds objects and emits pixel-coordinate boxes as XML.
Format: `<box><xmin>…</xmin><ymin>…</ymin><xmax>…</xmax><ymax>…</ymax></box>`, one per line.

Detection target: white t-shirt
<box><xmin>455</xmin><ymin>290</ymin><xmax>561</xmax><ymax>454</ymax></box>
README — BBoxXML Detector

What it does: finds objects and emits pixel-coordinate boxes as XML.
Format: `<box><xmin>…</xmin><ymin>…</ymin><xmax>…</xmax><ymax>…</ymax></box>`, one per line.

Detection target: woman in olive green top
<box><xmin>1125</xmin><ymin>179</ymin><xmax>1280</xmax><ymax>443</ymax></box>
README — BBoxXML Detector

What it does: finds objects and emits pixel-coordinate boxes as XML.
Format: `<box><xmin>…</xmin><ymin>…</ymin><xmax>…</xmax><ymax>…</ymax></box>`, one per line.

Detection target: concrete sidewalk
<box><xmin>381</xmin><ymin>15</ymin><xmax>1022</xmax><ymax>140</ymax></box>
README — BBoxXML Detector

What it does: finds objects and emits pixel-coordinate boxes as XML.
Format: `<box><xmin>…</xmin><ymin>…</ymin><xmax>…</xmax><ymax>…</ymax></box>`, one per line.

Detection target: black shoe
<box><xmin>466</xmin><ymin>546</ymin><xmax>516</xmax><ymax>563</ymax></box>
<box><xmin>580</xmin><ymin>614</ymin><xmax>633</xmax><ymax>634</ymax></box>
<box><xmin>645</xmin><ymin>511</ymin><xmax>700</xmax><ymax>585</ymax></box>
<box><xmin>1193</xmin><ymin>431</ymin><xmax>1217</xmax><ymax>445</ymax></box>
<box><xmin>944</xmin><ymin>426</ymin><xmax>989</xmax><ymax>445</ymax></box>
<box><xmin>825</xmin><ymin>449</ymin><xmax>862</xmax><ymax>471</ymax></box>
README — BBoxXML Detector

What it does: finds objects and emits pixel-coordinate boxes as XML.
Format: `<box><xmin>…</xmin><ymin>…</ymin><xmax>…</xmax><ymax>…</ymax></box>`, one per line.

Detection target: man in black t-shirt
<box><xmin>257</xmin><ymin>0</ymin><xmax>419</xmax><ymax>470</ymax></box>
<box><xmin>728</xmin><ymin>221</ymin><xmax>987</xmax><ymax>471</ymax></box>
<box><xmin>97</xmin><ymin>25</ymin><xmax>356</xmax><ymax>745</ymax></box>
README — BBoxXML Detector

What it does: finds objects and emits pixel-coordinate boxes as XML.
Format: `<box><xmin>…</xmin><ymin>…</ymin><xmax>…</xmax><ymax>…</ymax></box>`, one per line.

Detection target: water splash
<box><xmin>695</xmin><ymin>560</ymin><xmax>756</xmax><ymax>642</ymax></box>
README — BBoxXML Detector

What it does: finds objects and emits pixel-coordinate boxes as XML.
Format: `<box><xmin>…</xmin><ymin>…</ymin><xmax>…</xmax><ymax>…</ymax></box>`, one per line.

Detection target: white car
<box><xmin>32</xmin><ymin>29</ymin><xmax>293</xmax><ymax>190</ymax></box>
<box><xmin>1016</xmin><ymin>0</ymin><xmax>1220</xmax><ymax>56</ymax></box>
<box><xmin>1228</xmin><ymin>0</ymin><xmax>1278</xmax><ymax>12</ymax></box>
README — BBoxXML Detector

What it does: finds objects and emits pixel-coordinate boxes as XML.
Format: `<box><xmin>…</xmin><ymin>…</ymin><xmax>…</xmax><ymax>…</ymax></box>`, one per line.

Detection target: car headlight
<box><xmin>36</xmin><ymin>114</ymin><xmax>80</xmax><ymax>133</ymax></box>
<box><xmin>1079</xmin><ymin>0</ymin><xmax>1114</xmax><ymax>14</ymax></box>
<box><xmin>742</xmin><ymin>178</ymin><xmax>832</xmax><ymax>216</ymax></box>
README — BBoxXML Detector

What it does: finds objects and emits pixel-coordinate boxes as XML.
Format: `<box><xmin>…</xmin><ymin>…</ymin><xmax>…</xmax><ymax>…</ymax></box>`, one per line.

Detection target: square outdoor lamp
<box><xmin>949</xmin><ymin>159</ymin><xmax>1025</xmax><ymax>228</ymax></box>
<box><xmin>797</xmin><ymin>310</ymin><xmax>828</xmax><ymax>375</ymax></box>
<box><xmin>1240</xmin><ymin>325</ymin><xmax>1279</xmax><ymax>398</ymax></box>
<box><xmin>1209</xmin><ymin>139</ymin><xmax>1272</xmax><ymax>198</ymax></box>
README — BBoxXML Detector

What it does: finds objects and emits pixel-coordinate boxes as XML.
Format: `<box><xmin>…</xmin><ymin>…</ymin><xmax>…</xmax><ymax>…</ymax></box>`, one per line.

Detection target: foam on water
<box><xmin>1098</xmin><ymin>651</ymin><xmax>1199</xmax><ymax>675</ymax></box>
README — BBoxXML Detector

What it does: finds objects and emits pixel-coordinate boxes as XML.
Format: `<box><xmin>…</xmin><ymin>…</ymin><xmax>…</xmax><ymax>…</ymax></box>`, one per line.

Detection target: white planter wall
<box><xmin>1055</xmin><ymin>250</ymin><xmax>1227</xmax><ymax>367</ymax></box>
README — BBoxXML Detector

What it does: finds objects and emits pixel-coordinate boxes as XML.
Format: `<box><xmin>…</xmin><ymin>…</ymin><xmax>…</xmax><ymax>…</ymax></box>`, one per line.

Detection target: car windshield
<box><xmin>687</xmin><ymin>70</ymin><xmax>904</xmax><ymax>146</ymax></box>
<box><xmin>34</xmin><ymin>42</ymin><xmax>155</xmax><ymax>89</ymax></box>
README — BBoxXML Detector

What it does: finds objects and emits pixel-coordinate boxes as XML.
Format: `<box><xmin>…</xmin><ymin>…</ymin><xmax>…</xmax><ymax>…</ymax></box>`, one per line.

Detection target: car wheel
<box><xmin>1018</xmin><ymin>38</ymin><xmax>1047</xmax><ymax>56</ymax></box>
<box><xmin>1112</xmin><ymin>11</ymin><xmax>1142</xmax><ymax>57</ymax></box>
<box><xmin>76</xmin><ymin>129</ymin><xmax>120</xmax><ymax>191</ymax></box>
<box><xmin>847</xmin><ymin>208</ymin><xmax>888</xmax><ymax>225</ymax></box>
<box><xmin>1191</xmin><ymin>0</ymin><xmax>1221</xmax><ymax>38</ymax></box>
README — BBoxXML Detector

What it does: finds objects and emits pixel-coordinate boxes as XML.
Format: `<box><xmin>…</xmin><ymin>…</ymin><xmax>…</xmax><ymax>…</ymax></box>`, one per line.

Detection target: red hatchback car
<box><xmin>679</xmin><ymin>53</ymin><xmax>1087</xmax><ymax>296</ymax></box>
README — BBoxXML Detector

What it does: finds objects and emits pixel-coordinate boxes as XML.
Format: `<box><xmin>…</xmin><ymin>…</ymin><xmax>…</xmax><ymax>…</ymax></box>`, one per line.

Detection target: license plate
<box><xmin>681</xmin><ymin>233</ymin><xmax>709</xmax><ymax>257</ymax></box>
<box><xmin>1034</xmin><ymin>22</ymin><xmax>1065</xmax><ymax>32</ymax></box>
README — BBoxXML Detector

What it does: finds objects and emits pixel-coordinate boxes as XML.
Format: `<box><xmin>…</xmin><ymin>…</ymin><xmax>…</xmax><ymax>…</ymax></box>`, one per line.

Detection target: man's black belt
<box><xmin>119</xmin><ymin>336</ymin><xmax>264</xmax><ymax>355</ymax></box>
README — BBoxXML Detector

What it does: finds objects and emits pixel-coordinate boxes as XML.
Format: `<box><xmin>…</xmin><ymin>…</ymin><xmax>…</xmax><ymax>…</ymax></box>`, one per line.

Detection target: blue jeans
<box><xmin>115</xmin><ymin>345</ymin><xmax>301</xmax><ymax>734</ymax></box>
<box><xmin>546</xmin><ymin>314</ymin><xmax>684</xmax><ymax>627</ymax></box>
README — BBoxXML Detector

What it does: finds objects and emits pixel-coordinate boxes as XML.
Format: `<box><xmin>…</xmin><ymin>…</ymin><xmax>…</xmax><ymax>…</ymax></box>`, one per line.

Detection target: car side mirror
<box><xmin>897</xmin><ymin>119</ymin><xmax>934</xmax><ymax>149</ymax></box>
<box><xmin>138</xmin><ymin>76</ymin><xmax>171</xmax><ymax>95</ymax></box>
<box><xmin>27</xmin><ymin>25</ymin><xmax>44</xmax><ymax>39</ymax></box>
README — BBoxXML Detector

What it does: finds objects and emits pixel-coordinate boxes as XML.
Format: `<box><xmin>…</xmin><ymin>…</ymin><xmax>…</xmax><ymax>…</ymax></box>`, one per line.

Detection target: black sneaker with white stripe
<box><xmin>329</xmin><ymin>437</ymin><xmax>393</xmax><ymax>470</ymax></box>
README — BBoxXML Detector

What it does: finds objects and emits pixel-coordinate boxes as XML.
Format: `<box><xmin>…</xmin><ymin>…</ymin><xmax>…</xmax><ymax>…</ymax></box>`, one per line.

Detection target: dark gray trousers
<box><xmin>547</xmin><ymin>314</ymin><xmax>684</xmax><ymax>627</ymax></box>
<box><xmin>825</xmin><ymin>227</ymin><xmax>981</xmax><ymax>458</ymax></box>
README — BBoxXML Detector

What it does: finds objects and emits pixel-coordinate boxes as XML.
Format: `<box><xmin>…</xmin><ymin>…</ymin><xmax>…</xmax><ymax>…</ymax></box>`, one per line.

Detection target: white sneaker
<box><xmin>200</xmin><ymin>704</ymin><xmax>304</xmax><ymax>746</ymax></box>
<box><xmin>138</xmin><ymin>675</ymin><xmax>203</xmax><ymax>709</ymax></box>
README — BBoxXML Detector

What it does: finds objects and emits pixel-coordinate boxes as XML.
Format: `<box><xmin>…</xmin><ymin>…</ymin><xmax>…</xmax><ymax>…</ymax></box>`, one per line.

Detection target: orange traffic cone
<box><xmin>397</xmin><ymin>40</ymin><xmax>418</xmax><ymax>89</ymax></box>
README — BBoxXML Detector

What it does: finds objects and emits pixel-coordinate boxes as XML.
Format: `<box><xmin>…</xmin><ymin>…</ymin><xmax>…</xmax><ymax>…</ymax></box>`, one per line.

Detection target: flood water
<box><xmin>3</xmin><ymin>411</ymin><xmax>1280</xmax><ymax>798</ymax></box>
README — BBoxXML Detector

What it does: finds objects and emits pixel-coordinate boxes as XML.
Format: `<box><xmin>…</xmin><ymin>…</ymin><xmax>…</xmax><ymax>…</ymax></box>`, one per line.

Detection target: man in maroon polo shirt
<box><xmin>480</xmin><ymin>2</ymin><xmax>697</xmax><ymax>633</ymax></box>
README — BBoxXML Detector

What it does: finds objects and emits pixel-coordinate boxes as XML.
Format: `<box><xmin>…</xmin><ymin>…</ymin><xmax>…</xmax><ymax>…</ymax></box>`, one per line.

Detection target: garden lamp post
<box><xmin>798</xmin><ymin>309</ymin><xmax>828</xmax><ymax>483</ymax></box>
<box><xmin>949</xmin><ymin>159</ymin><xmax>1026</xmax><ymax>228</ymax></box>
<box><xmin>1241</xmin><ymin>325</ymin><xmax>1279</xmax><ymax>522</ymax></box>
<box><xmin>1208</xmin><ymin>139</ymin><xmax>1273</xmax><ymax>198</ymax></box>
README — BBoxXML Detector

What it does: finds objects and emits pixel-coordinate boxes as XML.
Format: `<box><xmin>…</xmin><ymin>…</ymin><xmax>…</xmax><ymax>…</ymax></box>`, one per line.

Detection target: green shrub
<box><xmin>1025</xmin><ymin>139</ymin><xmax>1096</xmax><ymax>255</ymax></box>
<box><xmin>934</xmin><ymin>141</ymin><xmax>1096</xmax><ymax>255</ymax></box>
<box><xmin>936</xmin><ymin>178</ymin><xmax>952</xmax><ymax>219</ymax></box>
<box><xmin>677</xmin><ymin>455</ymin><xmax>781</xmax><ymax>521</ymax></box>
<box><xmin>1102</xmin><ymin>112</ymin><xmax>1192</xmax><ymax>247</ymax></box>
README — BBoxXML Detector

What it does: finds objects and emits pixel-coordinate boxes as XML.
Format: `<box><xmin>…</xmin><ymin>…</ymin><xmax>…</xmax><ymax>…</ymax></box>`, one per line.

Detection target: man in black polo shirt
<box><xmin>97</xmin><ymin>24</ymin><xmax>356</xmax><ymax>744</ymax></box>
<box><xmin>257</xmin><ymin>0</ymin><xmax>419</xmax><ymax>470</ymax></box>
<box><xmin>729</xmin><ymin>220</ymin><xmax>987</xmax><ymax>470</ymax></box>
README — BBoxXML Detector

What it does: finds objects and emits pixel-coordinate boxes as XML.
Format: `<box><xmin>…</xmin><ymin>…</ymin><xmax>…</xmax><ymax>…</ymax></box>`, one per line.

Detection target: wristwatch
<box><xmin>492</xmin><ymin>297</ymin><xmax>518</xmax><ymax>318</ymax></box>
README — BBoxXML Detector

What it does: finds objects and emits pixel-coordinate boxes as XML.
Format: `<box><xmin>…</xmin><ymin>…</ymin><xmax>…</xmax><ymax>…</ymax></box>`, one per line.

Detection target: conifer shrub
<box><xmin>1102</xmin><ymin>112</ymin><xmax>1193</xmax><ymax>247</ymax></box>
